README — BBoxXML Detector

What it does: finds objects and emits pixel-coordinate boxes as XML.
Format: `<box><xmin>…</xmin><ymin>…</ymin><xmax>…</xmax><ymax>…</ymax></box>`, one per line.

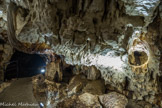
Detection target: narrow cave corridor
<box><xmin>4</xmin><ymin>50</ymin><xmax>46</xmax><ymax>80</ymax></box>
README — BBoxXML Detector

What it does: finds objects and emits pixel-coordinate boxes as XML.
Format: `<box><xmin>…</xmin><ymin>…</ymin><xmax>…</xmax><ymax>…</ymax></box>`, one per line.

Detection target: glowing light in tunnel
<box><xmin>41</xmin><ymin>69</ymin><xmax>45</xmax><ymax>73</ymax></box>
<box><xmin>40</xmin><ymin>102</ymin><xmax>44</xmax><ymax>107</ymax></box>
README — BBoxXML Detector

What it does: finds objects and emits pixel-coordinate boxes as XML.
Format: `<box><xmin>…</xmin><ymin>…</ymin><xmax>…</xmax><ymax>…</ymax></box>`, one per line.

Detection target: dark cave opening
<box><xmin>0</xmin><ymin>39</ymin><xmax>5</xmax><ymax>44</ymax></box>
<box><xmin>159</xmin><ymin>76</ymin><xmax>162</xmax><ymax>82</ymax></box>
<box><xmin>4</xmin><ymin>50</ymin><xmax>46</xmax><ymax>80</ymax></box>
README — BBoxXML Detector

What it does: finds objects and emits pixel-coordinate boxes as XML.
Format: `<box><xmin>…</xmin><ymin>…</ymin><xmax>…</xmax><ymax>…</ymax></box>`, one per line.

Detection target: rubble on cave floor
<box><xmin>32</xmin><ymin>62</ymin><xmax>156</xmax><ymax>108</ymax></box>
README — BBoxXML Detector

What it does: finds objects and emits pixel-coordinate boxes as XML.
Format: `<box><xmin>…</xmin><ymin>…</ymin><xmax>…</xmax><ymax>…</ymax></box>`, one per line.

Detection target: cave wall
<box><xmin>0</xmin><ymin>1</ymin><xmax>13</xmax><ymax>81</ymax></box>
<box><xmin>0</xmin><ymin>43</ymin><xmax>13</xmax><ymax>81</ymax></box>
<box><xmin>1</xmin><ymin>0</ymin><xmax>162</xmax><ymax>107</ymax></box>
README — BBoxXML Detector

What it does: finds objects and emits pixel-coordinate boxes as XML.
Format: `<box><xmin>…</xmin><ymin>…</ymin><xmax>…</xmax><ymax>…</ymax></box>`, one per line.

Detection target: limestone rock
<box><xmin>0</xmin><ymin>0</ymin><xmax>161</xmax><ymax>107</ymax></box>
<box><xmin>82</xmin><ymin>65</ymin><xmax>101</xmax><ymax>80</ymax></box>
<box><xmin>78</xmin><ymin>93</ymin><xmax>102</xmax><ymax>107</ymax></box>
<box><xmin>99</xmin><ymin>92</ymin><xmax>128</xmax><ymax>108</ymax></box>
<box><xmin>126</xmin><ymin>99</ymin><xmax>152</xmax><ymax>108</ymax></box>
<box><xmin>121</xmin><ymin>0</ymin><xmax>160</xmax><ymax>26</ymax></box>
<box><xmin>88</xmin><ymin>66</ymin><xmax>100</xmax><ymax>80</ymax></box>
<box><xmin>45</xmin><ymin>56</ymin><xmax>63</xmax><ymax>82</ymax></box>
<box><xmin>0</xmin><ymin>43</ymin><xmax>13</xmax><ymax>81</ymax></box>
<box><xmin>5</xmin><ymin>2</ymin><xmax>162</xmax><ymax>103</ymax></box>
<box><xmin>56</xmin><ymin>93</ymin><xmax>102</xmax><ymax>108</ymax></box>
<box><xmin>68</xmin><ymin>75</ymin><xmax>88</xmax><ymax>95</ymax></box>
<box><xmin>56</xmin><ymin>95</ymin><xmax>78</xmax><ymax>108</ymax></box>
<box><xmin>82</xmin><ymin>80</ymin><xmax>105</xmax><ymax>95</ymax></box>
<box><xmin>32</xmin><ymin>74</ymin><xmax>46</xmax><ymax>105</ymax></box>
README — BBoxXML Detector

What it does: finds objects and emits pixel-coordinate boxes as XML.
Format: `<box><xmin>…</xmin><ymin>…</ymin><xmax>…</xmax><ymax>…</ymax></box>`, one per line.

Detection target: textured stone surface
<box><xmin>121</xmin><ymin>0</ymin><xmax>160</xmax><ymax>26</ymax></box>
<box><xmin>78</xmin><ymin>93</ymin><xmax>101</xmax><ymax>107</ymax></box>
<box><xmin>32</xmin><ymin>74</ymin><xmax>103</xmax><ymax>108</ymax></box>
<box><xmin>82</xmin><ymin>80</ymin><xmax>105</xmax><ymax>95</ymax></box>
<box><xmin>82</xmin><ymin>65</ymin><xmax>101</xmax><ymax>80</ymax></box>
<box><xmin>0</xmin><ymin>0</ymin><xmax>13</xmax><ymax>81</ymax></box>
<box><xmin>68</xmin><ymin>75</ymin><xmax>88</xmax><ymax>95</ymax></box>
<box><xmin>99</xmin><ymin>92</ymin><xmax>128</xmax><ymax>108</ymax></box>
<box><xmin>0</xmin><ymin>44</ymin><xmax>13</xmax><ymax>81</ymax></box>
<box><xmin>0</xmin><ymin>0</ymin><xmax>161</xmax><ymax>107</ymax></box>
<box><xmin>45</xmin><ymin>60</ymin><xmax>63</xmax><ymax>82</ymax></box>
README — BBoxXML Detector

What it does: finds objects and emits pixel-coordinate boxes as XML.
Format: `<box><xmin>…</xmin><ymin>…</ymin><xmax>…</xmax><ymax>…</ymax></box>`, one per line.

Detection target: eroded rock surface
<box><xmin>0</xmin><ymin>44</ymin><xmax>13</xmax><ymax>81</ymax></box>
<box><xmin>0</xmin><ymin>1</ymin><xmax>13</xmax><ymax>81</ymax></box>
<box><xmin>32</xmin><ymin>74</ymin><xmax>126</xmax><ymax>108</ymax></box>
<box><xmin>99</xmin><ymin>92</ymin><xmax>128</xmax><ymax>108</ymax></box>
<box><xmin>0</xmin><ymin>0</ymin><xmax>161</xmax><ymax>107</ymax></box>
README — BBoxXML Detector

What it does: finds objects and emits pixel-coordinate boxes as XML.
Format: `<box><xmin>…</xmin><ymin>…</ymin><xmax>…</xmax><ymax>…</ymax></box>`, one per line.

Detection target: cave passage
<box><xmin>5</xmin><ymin>50</ymin><xmax>46</xmax><ymax>80</ymax></box>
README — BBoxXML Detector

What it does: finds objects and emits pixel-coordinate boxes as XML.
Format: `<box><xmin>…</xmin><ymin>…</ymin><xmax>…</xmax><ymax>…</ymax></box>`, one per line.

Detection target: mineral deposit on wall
<box><xmin>0</xmin><ymin>0</ymin><xmax>162</xmax><ymax>107</ymax></box>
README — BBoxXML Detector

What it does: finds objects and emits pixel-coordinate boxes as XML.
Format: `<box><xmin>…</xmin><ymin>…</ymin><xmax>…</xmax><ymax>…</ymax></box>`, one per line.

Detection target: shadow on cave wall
<box><xmin>5</xmin><ymin>50</ymin><xmax>46</xmax><ymax>80</ymax></box>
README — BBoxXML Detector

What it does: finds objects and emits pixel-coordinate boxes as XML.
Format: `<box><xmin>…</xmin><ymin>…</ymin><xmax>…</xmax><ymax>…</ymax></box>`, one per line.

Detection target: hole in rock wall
<box><xmin>4</xmin><ymin>50</ymin><xmax>46</xmax><ymax>80</ymax></box>
<box><xmin>159</xmin><ymin>76</ymin><xmax>162</xmax><ymax>91</ymax></box>
<box><xmin>159</xmin><ymin>76</ymin><xmax>162</xmax><ymax>82</ymax></box>
<box><xmin>0</xmin><ymin>39</ymin><xmax>5</xmax><ymax>44</ymax></box>
<box><xmin>128</xmin><ymin>50</ymin><xmax>148</xmax><ymax>66</ymax></box>
<box><xmin>45</xmin><ymin>54</ymin><xmax>74</xmax><ymax>83</ymax></box>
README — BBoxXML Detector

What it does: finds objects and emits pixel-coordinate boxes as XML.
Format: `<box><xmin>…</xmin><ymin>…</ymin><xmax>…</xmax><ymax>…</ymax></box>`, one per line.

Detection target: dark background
<box><xmin>5</xmin><ymin>50</ymin><xmax>46</xmax><ymax>80</ymax></box>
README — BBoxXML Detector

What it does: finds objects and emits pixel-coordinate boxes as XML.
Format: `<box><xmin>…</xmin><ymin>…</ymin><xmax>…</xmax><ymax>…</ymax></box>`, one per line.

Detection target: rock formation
<box><xmin>0</xmin><ymin>1</ymin><xmax>13</xmax><ymax>81</ymax></box>
<box><xmin>0</xmin><ymin>0</ymin><xmax>162</xmax><ymax>107</ymax></box>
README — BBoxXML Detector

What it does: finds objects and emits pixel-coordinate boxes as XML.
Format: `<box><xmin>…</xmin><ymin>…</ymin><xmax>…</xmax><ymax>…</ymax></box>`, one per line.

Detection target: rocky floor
<box><xmin>32</xmin><ymin>73</ymin><xmax>155</xmax><ymax>108</ymax></box>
